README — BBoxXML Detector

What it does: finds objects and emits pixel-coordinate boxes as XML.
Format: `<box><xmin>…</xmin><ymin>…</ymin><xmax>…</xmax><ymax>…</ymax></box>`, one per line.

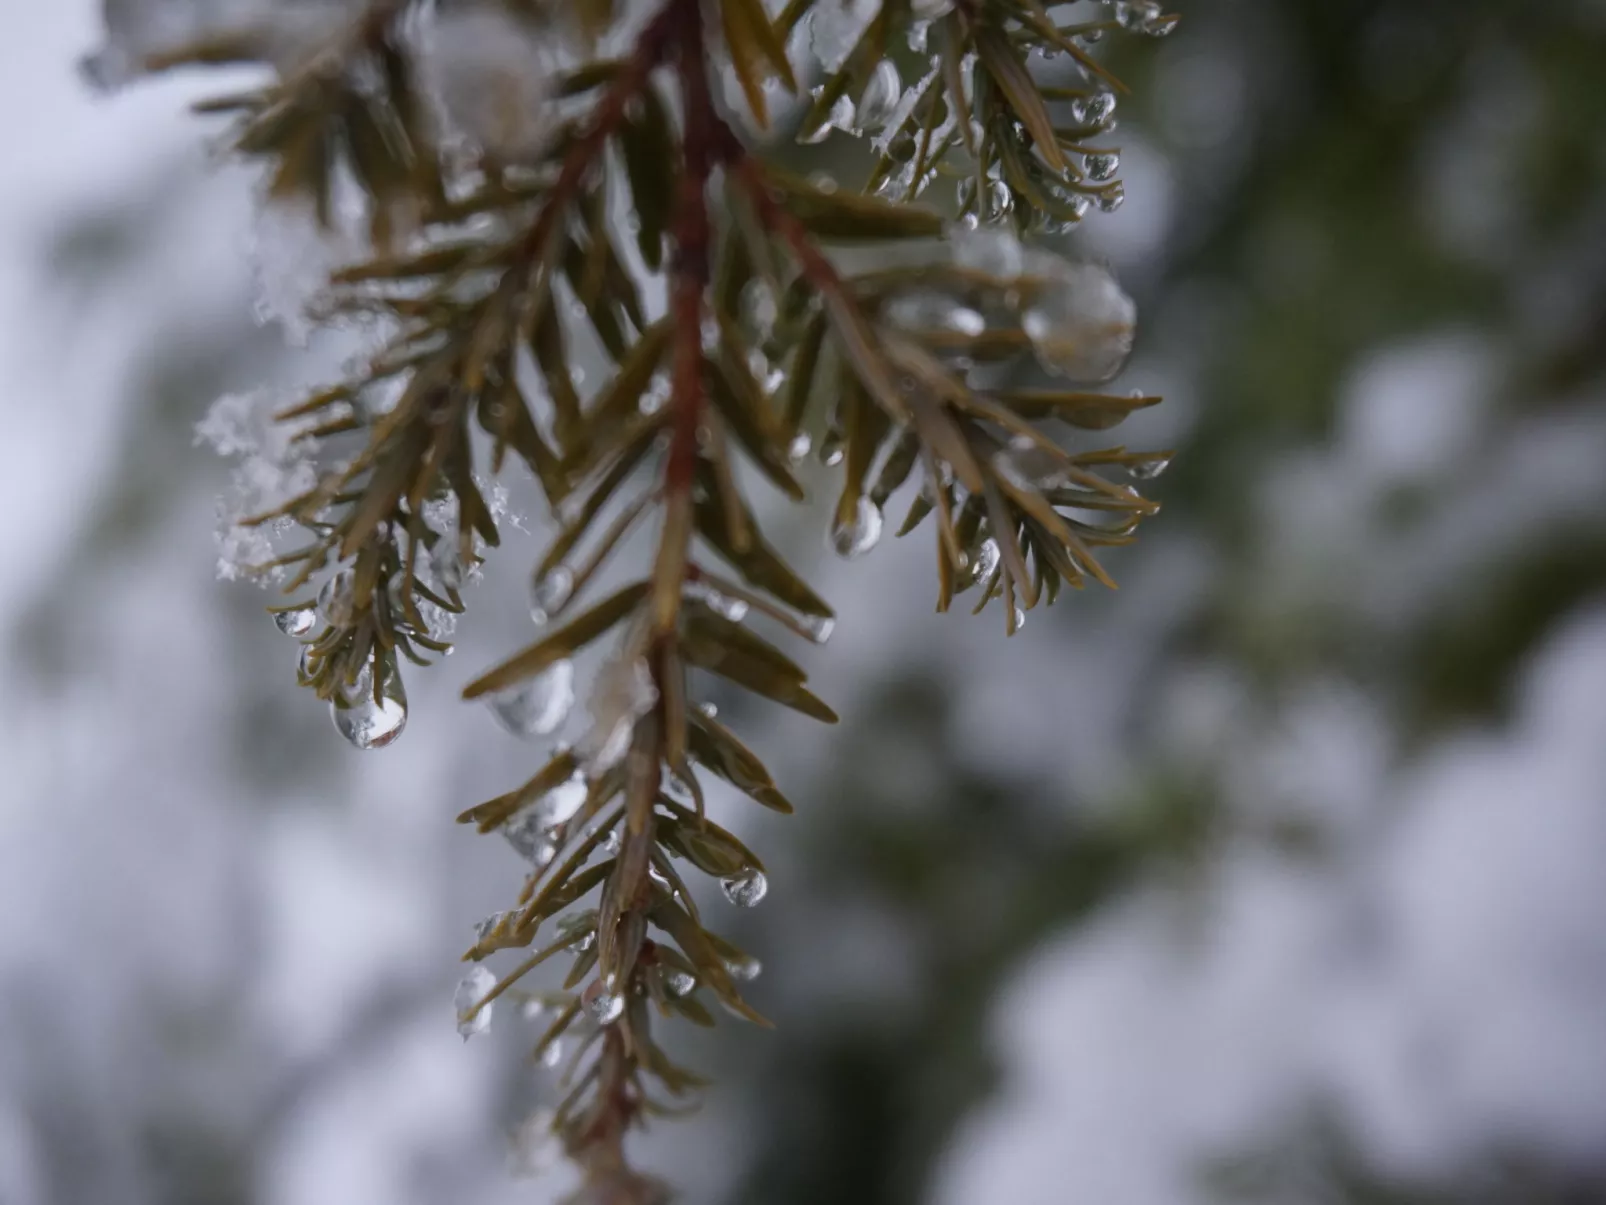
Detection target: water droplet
<box><xmin>1021</xmin><ymin>259</ymin><xmax>1136</xmax><ymax>382</ymax></box>
<box><xmin>486</xmin><ymin>660</ymin><xmax>575</xmax><ymax>737</ymax></box>
<box><xmin>474</xmin><ymin>910</ymin><xmax>516</xmax><ymax>943</ymax></box>
<box><xmin>724</xmin><ymin>954</ymin><xmax>763</xmax><ymax>982</ymax></box>
<box><xmin>539</xmin><ymin>1039</ymin><xmax>564</xmax><ymax>1069</ymax></box>
<box><xmin>830</xmin><ymin>496</ymin><xmax>884</xmax><ymax>559</ymax></box>
<box><xmin>274</xmin><ymin>604</ymin><xmax>318</xmax><ymax>638</ymax></box>
<box><xmin>820</xmin><ymin>429</ymin><xmax>845</xmax><ymax>467</ymax></box>
<box><xmin>1011</xmin><ymin>605</ymin><xmax>1027</xmax><ymax>630</ymax></box>
<box><xmin>502</xmin><ymin>771</ymin><xmax>587</xmax><ymax>863</ymax></box>
<box><xmin>1083</xmin><ymin>151</ymin><xmax>1120</xmax><ymax>182</ymax></box>
<box><xmin>696</xmin><ymin>701</ymin><xmax>719</xmax><ymax>719</ymax></box>
<box><xmin>521</xmin><ymin>997</ymin><xmax>549</xmax><ymax>1021</ymax></box>
<box><xmin>1076</xmin><ymin>93</ymin><xmax>1115</xmax><ymax>129</ymax></box>
<box><xmin>529</xmin><ymin>565</ymin><xmax>574</xmax><ymax>624</ymax></box>
<box><xmin>970</xmin><ymin>537</ymin><xmax>1000</xmax><ymax>584</ymax></box>
<box><xmin>854</xmin><ymin>61</ymin><xmax>901</xmax><ymax>133</ymax></box>
<box><xmin>317</xmin><ymin>570</ymin><xmax>356</xmax><ymax>626</ymax></box>
<box><xmin>788</xmin><ymin>432</ymin><xmax>813</xmax><ymax>463</ymax></box>
<box><xmin>701</xmin><ymin>587</ymin><xmax>749</xmax><ymax>623</ymax></box>
<box><xmin>1142</xmin><ymin>12</ymin><xmax>1180</xmax><ymax>36</ymax></box>
<box><xmin>330</xmin><ymin>672</ymin><xmax>408</xmax><ymax>750</ymax></box>
<box><xmin>455</xmin><ymin>966</ymin><xmax>497</xmax><ymax>1040</ymax></box>
<box><xmin>801</xmin><ymin>614</ymin><xmax>836</xmax><ymax>644</ymax></box>
<box><xmin>720</xmin><ymin>867</ymin><xmax>769</xmax><ymax>908</ymax></box>
<box><xmin>601</xmin><ymin>828</ymin><xmax>622</xmax><ymax>855</ymax></box>
<box><xmin>883</xmin><ymin>291</ymin><xmax>987</xmax><ymax>337</ymax></box>
<box><xmin>952</xmin><ymin>226</ymin><xmax>1026</xmax><ymax>279</ymax></box>
<box><xmin>663</xmin><ymin>969</ymin><xmax>697</xmax><ymax>997</ymax></box>
<box><xmin>583</xmin><ymin>983</ymin><xmax>624</xmax><ymax>1025</ymax></box>
<box><xmin>1128</xmin><ymin>454</ymin><xmax>1172</xmax><ymax>481</ymax></box>
<box><xmin>1096</xmin><ymin>182</ymin><xmax>1126</xmax><ymax>213</ymax></box>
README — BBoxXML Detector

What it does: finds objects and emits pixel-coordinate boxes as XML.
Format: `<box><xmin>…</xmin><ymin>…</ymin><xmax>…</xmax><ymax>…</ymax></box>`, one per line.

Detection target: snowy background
<box><xmin>3</xmin><ymin>2</ymin><xmax>1606</xmax><ymax>1203</ymax></box>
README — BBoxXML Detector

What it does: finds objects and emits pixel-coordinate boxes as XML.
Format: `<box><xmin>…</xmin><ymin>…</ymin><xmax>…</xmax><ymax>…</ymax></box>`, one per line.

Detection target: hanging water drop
<box><xmin>819</xmin><ymin>429</ymin><xmax>845</xmax><ymax>467</ymax></box>
<box><xmin>663</xmin><ymin>969</ymin><xmax>697</xmax><ymax>998</ymax></box>
<box><xmin>724</xmin><ymin>954</ymin><xmax>763</xmax><ymax>982</ymax></box>
<box><xmin>317</xmin><ymin>570</ymin><xmax>356</xmax><ymax>626</ymax></box>
<box><xmin>720</xmin><ymin>867</ymin><xmax>769</xmax><ymax>908</ymax></box>
<box><xmin>583</xmin><ymin>981</ymin><xmax>624</xmax><ymax>1025</ymax></box>
<box><xmin>1096</xmin><ymin>183</ymin><xmax>1126</xmax><ymax>213</ymax></box>
<box><xmin>801</xmin><ymin>614</ymin><xmax>836</xmax><ymax>644</ymax></box>
<box><xmin>854</xmin><ymin>61</ymin><xmax>901</xmax><ymax>133</ymax></box>
<box><xmin>330</xmin><ymin>669</ymin><xmax>408</xmax><ymax>750</ymax></box>
<box><xmin>1021</xmin><ymin>259</ymin><xmax>1136</xmax><ymax>382</ymax></box>
<box><xmin>1083</xmin><ymin>151</ymin><xmax>1120</xmax><ymax>182</ymax></box>
<box><xmin>1082</xmin><ymin>91</ymin><xmax>1117</xmax><ymax>127</ymax></box>
<box><xmin>538</xmin><ymin>1039</ymin><xmax>564</xmax><ymax>1069</ymax></box>
<box><xmin>273</xmin><ymin>604</ymin><xmax>318</xmax><ymax>639</ymax></box>
<box><xmin>788</xmin><ymin>432</ymin><xmax>813</xmax><ymax>463</ymax></box>
<box><xmin>529</xmin><ymin>565</ymin><xmax>574</xmax><ymax>624</ymax></box>
<box><xmin>1128</xmin><ymin>454</ymin><xmax>1172</xmax><ymax>481</ymax></box>
<box><xmin>830</xmin><ymin>496</ymin><xmax>884</xmax><ymax>559</ymax></box>
<box><xmin>696</xmin><ymin>700</ymin><xmax>719</xmax><ymax>719</ymax></box>
<box><xmin>485</xmin><ymin>659</ymin><xmax>575</xmax><ymax>737</ymax></box>
<box><xmin>601</xmin><ymin>827</ymin><xmax>623</xmax><ymax>856</ymax></box>
<box><xmin>455</xmin><ymin>966</ymin><xmax>497</xmax><ymax>1040</ymax></box>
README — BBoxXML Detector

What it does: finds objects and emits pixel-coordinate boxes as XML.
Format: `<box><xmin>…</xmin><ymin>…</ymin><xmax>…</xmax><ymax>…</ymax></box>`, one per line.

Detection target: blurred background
<box><xmin>3</xmin><ymin>0</ymin><xmax>1606</xmax><ymax>1202</ymax></box>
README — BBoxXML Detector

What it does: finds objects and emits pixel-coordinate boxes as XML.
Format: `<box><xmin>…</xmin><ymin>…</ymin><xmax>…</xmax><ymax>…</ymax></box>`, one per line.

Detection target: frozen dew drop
<box><xmin>601</xmin><ymin>827</ymin><xmax>623</xmax><ymax>855</ymax></box>
<box><xmin>486</xmin><ymin>659</ymin><xmax>575</xmax><ymax>737</ymax></box>
<box><xmin>830</xmin><ymin>496</ymin><xmax>884</xmax><ymax>559</ymax></box>
<box><xmin>820</xmin><ymin>429</ymin><xmax>846</xmax><ymax>467</ymax></box>
<box><xmin>988</xmin><ymin>177</ymin><xmax>1014</xmax><ymax>218</ymax></box>
<box><xmin>503</xmin><ymin>771</ymin><xmax>587</xmax><ymax>863</ymax></box>
<box><xmin>1143</xmin><ymin>12</ymin><xmax>1181</xmax><ymax>36</ymax></box>
<box><xmin>317</xmin><ymin>570</ymin><xmax>357</xmax><ymax>626</ymax></box>
<box><xmin>583</xmin><ymin>982</ymin><xmax>625</xmax><ymax>1025</ymax></box>
<box><xmin>788</xmin><ymin>432</ymin><xmax>813</xmax><ymax>463</ymax></box>
<box><xmin>474</xmin><ymin>909</ymin><xmax>516</xmax><ymax>943</ymax></box>
<box><xmin>1097</xmin><ymin>182</ymin><xmax>1127</xmax><ymax>213</ymax></box>
<box><xmin>1012</xmin><ymin>605</ymin><xmax>1027</xmax><ymax>630</ymax></box>
<box><xmin>720</xmin><ymin>867</ymin><xmax>769</xmax><ymax>908</ymax></box>
<box><xmin>330</xmin><ymin>674</ymin><xmax>408</xmax><ymax>750</ymax></box>
<box><xmin>1021</xmin><ymin>260</ymin><xmax>1137</xmax><ymax>383</ymax></box>
<box><xmin>273</xmin><ymin>604</ymin><xmax>318</xmax><ymax>639</ymax></box>
<box><xmin>1082</xmin><ymin>91</ymin><xmax>1117</xmax><ymax>127</ymax></box>
<box><xmin>953</xmin><ymin>225</ymin><xmax>1026</xmax><ymax>279</ymax></box>
<box><xmin>538</xmin><ymin>1038</ymin><xmax>564</xmax><ymax>1069</ymax></box>
<box><xmin>706</xmin><ymin>590</ymin><xmax>749</xmax><ymax>623</ymax></box>
<box><xmin>971</xmin><ymin>537</ymin><xmax>1001</xmax><ymax>584</ymax></box>
<box><xmin>529</xmin><ymin>565</ymin><xmax>574</xmax><ymax>625</ymax></box>
<box><xmin>906</xmin><ymin>19</ymin><xmax>930</xmax><ymax>52</ymax></box>
<box><xmin>1083</xmin><ymin>151</ymin><xmax>1121</xmax><ymax>182</ymax></box>
<box><xmin>1128</xmin><ymin>454</ymin><xmax>1173</xmax><ymax>481</ymax></box>
<box><xmin>664</xmin><ymin>969</ymin><xmax>697</xmax><ymax>998</ymax></box>
<box><xmin>724</xmin><ymin>954</ymin><xmax>763</xmax><ymax>982</ymax></box>
<box><xmin>884</xmin><ymin>291</ymin><xmax>987</xmax><ymax>338</ymax></box>
<box><xmin>801</xmin><ymin>614</ymin><xmax>836</xmax><ymax>644</ymax></box>
<box><xmin>854</xmin><ymin>61</ymin><xmax>901</xmax><ymax>133</ymax></box>
<box><xmin>1114</xmin><ymin>0</ymin><xmax>1162</xmax><ymax>31</ymax></box>
<box><xmin>696</xmin><ymin>700</ymin><xmax>718</xmax><ymax>719</ymax></box>
<box><xmin>455</xmin><ymin>966</ymin><xmax>497</xmax><ymax>1040</ymax></box>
